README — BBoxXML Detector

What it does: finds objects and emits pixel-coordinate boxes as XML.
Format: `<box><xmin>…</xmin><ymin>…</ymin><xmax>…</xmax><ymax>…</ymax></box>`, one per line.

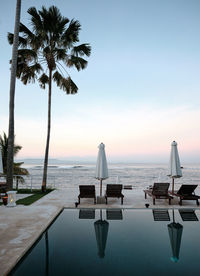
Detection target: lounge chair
<box><xmin>173</xmin><ymin>185</ymin><xmax>200</xmax><ymax>206</ymax></box>
<box><xmin>144</xmin><ymin>183</ymin><xmax>173</xmax><ymax>205</ymax></box>
<box><xmin>78</xmin><ymin>185</ymin><xmax>96</xmax><ymax>204</ymax></box>
<box><xmin>0</xmin><ymin>182</ymin><xmax>7</xmax><ymax>198</ymax></box>
<box><xmin>105</xmin><ymin>184</ymin><xmax>124</xmax><ymax>205</ymax></box>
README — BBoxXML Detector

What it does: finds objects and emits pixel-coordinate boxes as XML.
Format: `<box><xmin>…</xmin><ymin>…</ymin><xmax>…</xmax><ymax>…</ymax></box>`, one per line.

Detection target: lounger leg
<box><xmin>153</xmin><ymin>197</ymin><xmax>155</xmax><ymax>205</ymax></box>
<box><xmin>78</xmin><ymin>197</ymin><xmax>80</xmax><ymax>204</ymax></box>
<box><xmin>94</xmin><ymin>197</ymin><xmax>96</xmax><ymax>204</ymax></box>
<box><xmin>197</xmin><ymin>199</ymin><xmax>199</xmax><ymax>206</ymax></box>
<box><xmin>169</xmin><ymin>198</ymin><xmax>171</xmax><ymax>205</ymax></box>
<box><xmin>105</xmin><ymin>197</ymin><xmax>107</xmax><ymax>204</ymax></box>
<box><xmin>121</xmin><ymin>197</ymin><xmax>123</xmax><ymax>205</ymax></box>
<box><xmin>145</xmin><ymin>192</ymin><xmax>147</xmax><ymax>199</ymax></box>
<box><xmin>179</xmin><ymin>199</ymin><xmax>182</xmax><ymax>206</ymax></box>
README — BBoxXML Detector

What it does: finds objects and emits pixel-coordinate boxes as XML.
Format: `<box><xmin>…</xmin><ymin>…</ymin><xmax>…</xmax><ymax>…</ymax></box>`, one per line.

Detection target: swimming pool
<box><xmin>10</xmin><ymin>208</ymin><xmax>200</xmax><ymax>276</ymax></box>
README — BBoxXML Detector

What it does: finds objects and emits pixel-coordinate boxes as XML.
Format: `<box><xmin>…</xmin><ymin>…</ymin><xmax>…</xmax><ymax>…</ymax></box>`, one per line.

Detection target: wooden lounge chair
<box><xmin>173</xmin><ymin>185</ymin><xmax>200</xmax><ymax>206</ymax></box>
<box><xmin>105</xmin><ymin>184</ymin><xmax>124</xmax><ymax>205</ymax></box>
<box><xmin>0</xmin><ymin>182</ymin><xmax>7</xmax><ymax>198</ymax></box>
<box><xmin>78</xmin><ymin>185</ymin><xmax>96</xmax><ymax>204</ymax></box>
<box><xmin>144</xmin><ymin>183</ymin><xmax>173</xmax><ymax>205</ymax></box>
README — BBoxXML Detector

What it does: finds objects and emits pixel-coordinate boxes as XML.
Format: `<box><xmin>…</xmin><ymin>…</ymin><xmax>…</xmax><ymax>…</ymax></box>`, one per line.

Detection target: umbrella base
<box><xmin>97</xmin><ymin>196</ymin><xmax>106</xmax><ymax>204</ymax></box>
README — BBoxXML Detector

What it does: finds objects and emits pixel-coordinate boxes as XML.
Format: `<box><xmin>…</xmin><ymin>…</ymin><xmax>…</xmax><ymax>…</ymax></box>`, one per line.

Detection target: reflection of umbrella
<box><xmin>168</xmin><ymin>209</ymin><xmax>183</xmax><ymax>263</ymax></box>
<box><xmin>168</xmin><ymin>141</ymin><xmax>182</xmax><ymax>193</ymax></box>
<box><xmin>94</xmin><ymin>210</ymin><xmax>109</xmax><ymax>258</ymax></box>
<box><xmin>95</xmin><ymin>143</ymin><xmax>108</xmax><ymax>196</ymax></box>
<box><xmin>0</xmin><ymin>146</ymin><xmax>3</xmax><ymax>174</ymax></box>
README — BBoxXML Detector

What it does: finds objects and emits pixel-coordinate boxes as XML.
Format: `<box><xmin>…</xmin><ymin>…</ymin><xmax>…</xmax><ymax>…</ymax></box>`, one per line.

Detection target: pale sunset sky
<box><xmin>0</xmin><ymin>0</ymin><xmax>200</xmax><ymax>162</ymax></box>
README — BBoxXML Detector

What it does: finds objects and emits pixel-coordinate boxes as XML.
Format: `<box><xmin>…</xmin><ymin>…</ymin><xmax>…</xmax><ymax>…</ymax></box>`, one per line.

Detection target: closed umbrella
<box><xmin>94</xmin><ymin>210</ymin><xmax>109</xmax><ymax>258</ymax></box>
<box><xmin>0</xmin><ymin>146</ymin><xmax>3</xmax><ymax>174</ymax></box>
<box><xmin>168</xmin><ymin>141</ymin><xmax>182</xmax><ymax>194</ymax></box>
<box><xmin>168</xmin><ymin>210</ymin><xmax>183</xmax><ymax>263</ymax></box>
<box><xmin>95</xmin><ymin>143</ymin><xmax>108</xmax><ymax>196</ymax></box>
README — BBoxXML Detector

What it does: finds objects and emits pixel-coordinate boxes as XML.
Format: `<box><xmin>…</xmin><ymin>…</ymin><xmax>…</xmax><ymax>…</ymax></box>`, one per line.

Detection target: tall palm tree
<box><xmin>7</xmin><ymin>0</ymin><xmax>22</xmax><ymax>190</ymax></box>
<box><xmin>0</xmin><ymin>132</ymin><xmax>29</xmax><ymax>190</ymax></box>
<box><xmin>8</xmin><ymin>6</ymin><xmax>91</xmax><ymax>192</ymax></box>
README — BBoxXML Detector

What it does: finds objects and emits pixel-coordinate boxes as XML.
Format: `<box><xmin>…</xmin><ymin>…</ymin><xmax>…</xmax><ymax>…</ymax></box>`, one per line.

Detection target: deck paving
<box><xmin>1</xmin><ymin>187</ymin><xmax>200</xmax><ymax>275</ymax></box>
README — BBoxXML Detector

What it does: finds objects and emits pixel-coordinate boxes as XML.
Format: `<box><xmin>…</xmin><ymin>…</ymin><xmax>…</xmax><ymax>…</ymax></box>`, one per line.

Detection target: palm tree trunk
<box><xmin>7</xmin><ymin>0</ymin><xmax>21</xmax><ymax>191</ymax></box>
<box><xmin>42</xmin><ymin>69</ymin><xmax>52</xmax><ymax>192</ymax></box>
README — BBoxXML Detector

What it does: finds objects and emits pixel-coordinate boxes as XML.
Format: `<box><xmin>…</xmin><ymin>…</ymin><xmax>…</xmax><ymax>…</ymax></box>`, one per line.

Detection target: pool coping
<box><xmin>4</xmin><ymin>206</ymin><xmax>63</xmax><ymax>276</ymax></box>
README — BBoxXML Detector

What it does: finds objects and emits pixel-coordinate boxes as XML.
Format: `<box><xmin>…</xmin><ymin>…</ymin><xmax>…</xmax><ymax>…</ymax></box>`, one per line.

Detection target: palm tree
<box><xmin>7</xmin><ymin>0</ymin><xmax>22</xmax><ymax>190</ymax></box>
<box><xmin>0</xmin><ymin>132</ymin><xmax>29</xmax><ymax>190</ymax></box>
<box><xmin>8</xmin><ymin>6</ymin><xmax>91</xmax><ymax>192</ymax></box>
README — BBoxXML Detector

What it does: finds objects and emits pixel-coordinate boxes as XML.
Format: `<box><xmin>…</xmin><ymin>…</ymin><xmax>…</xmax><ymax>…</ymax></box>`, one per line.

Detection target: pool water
<box><xmin>10</xmin><ymin>208</ymin><xmax>200</xmax><ymax>276</ymax></box>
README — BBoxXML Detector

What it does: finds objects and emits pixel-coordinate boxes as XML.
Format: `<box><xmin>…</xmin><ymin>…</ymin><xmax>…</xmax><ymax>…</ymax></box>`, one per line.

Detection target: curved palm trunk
<box><xmin>42</xmin><ymin>70</ymin><xmax>52</xmax><ymax>192</ymax></box>
<box><xmin>7</xmin><ymin>0</ymin><xmax>21</xmax><ymax>190</ymax></box>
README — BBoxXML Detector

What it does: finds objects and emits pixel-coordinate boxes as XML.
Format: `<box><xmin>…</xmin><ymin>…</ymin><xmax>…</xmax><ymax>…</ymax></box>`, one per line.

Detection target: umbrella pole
<box><xmin>172</xmin><ymin>178</ymin><xmax>174</xmax><ymax>194</ymax></box>
<box><xmin>100</xmin><ymin>179</ymin><xmax>102</xmax><ymax>196</ymax></box>
<box><xmin>172</xmin><ymin>209</ymin><xmax>175</xmax><ymax>223</ymax></box>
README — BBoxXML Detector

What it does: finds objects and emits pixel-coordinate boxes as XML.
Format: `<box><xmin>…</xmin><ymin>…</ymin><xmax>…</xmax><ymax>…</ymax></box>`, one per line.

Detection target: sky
<box><xmin>0</xmin><ymin>0</ymin><xmax>200</xmax><ymax>163</ymax></box>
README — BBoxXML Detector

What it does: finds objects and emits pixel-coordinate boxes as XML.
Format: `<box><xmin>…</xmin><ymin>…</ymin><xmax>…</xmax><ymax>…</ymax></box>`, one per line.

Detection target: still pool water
<box><xmin>10</xmin><ymin>208</ymin><xmax>200</xmax><ymax>276</ymax></box>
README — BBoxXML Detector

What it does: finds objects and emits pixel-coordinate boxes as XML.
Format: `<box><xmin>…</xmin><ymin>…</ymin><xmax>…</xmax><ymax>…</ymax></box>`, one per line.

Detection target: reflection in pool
<box><xmin>10</xmin><ymin>208</ymin><xmax>200</xmax><ymax>276</ymax></box>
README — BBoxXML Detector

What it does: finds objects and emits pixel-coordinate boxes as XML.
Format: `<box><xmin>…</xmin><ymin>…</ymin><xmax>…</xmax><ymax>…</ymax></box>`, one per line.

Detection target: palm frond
<box><xmin>7</xmin><ymin>33</ymin><xmax>28</xmax><ymax>47</ymax></box>
<box><xmin>19</xmin><ymin>23</ymin><xmax>35</xmax><ymax>40</ymax></box>
<box><xmin>20</xmin><ymin>23</ymin><xmax>43</xmax><ymax>50</ymax></box>
<box><xmin>18</xmin><ymin>49</ymin><xmax>37</xmax><ymax>61</ymax></box>
<box><xmin>72</xmin><ymin>44</ymin><xmax>91</xmax><ymax>57</ymax></box>
<box><xmin>28</xmin><ymin>7</ymin><xmax>43</xmax><ymax>33</ymax></box>
<box><xmin>13</xmin><ymin>145</ymin><xmax>22</xmax><ymax>155</ymax></box>
<box><xmin>53</xmin><ymin>48</ymin><xmax>67</xmax><ymax>61</ymax></box>
<box><xmin>62</xmin><ymin>19</ymin><xmax>81</xmax><ymax>47</ymax></box>
<box><xmin>39</xmin><ymin>73</ymin><xmax>49</xmax><ymax>89</ymax></box>
<box><xmin>20</xmin><ymin>64</ymin><xmax>41</xmax><ymax>85</ymax></box>
<box><xmin>53</xmin><ymin>71</ymin><xmax>78</xmax><ymax>94</ymax></box>
<box><xmin>67</xmin><ymin>56</ymin><xmax>88</xmax><ymax>71</ymax></box>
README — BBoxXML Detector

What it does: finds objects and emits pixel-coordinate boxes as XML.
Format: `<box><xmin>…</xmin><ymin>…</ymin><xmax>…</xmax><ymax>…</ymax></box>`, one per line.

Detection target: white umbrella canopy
<box><xmin>0</xmin><ymin>147</ymin><xmax>3</xmax><ymax>174</ymax></box>
<box><xmin>168</xmin><ymin>141</ymin><xmax>182</xmax><ymax>193</ymax></box>
<box><xmin>95</xmin><ymin>143</ymin><xmax>108</xmax><ymax>196</ymax></box>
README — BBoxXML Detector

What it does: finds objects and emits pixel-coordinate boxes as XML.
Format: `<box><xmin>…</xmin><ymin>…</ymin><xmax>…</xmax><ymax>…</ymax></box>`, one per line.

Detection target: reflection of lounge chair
<box><xmin>79</xmin><ymin>209</ymin><xmax>95</xmax><ymax>219</ymax></box>
<box><xmin>153</xmin><ymin>209</ymin><xmax>170</xmax><ymax>221</ymax></box>
<box><xmin>78</xmin><ymin>185</ymin><xmax>96</xmax><ymax>204</ymax></box>
<box><xmin>144</xmin><ymin>183</ymin><xmax>173</xmax><ymax>205</ymax></box>
<box><xmin>179</xmin><ymin>209</ymin><xmax>198</xmax><ymax>221</ymax></box>
<box><xmin>172</xmin><ymin>185</ymin><xmax>200</xmax><ymax>206</ymax></box>
<box><xmin>106</xmin><ymin>209</ymin><xmax>123</xmax><ymax>220</ymax></box>
<box><xmin>105</xmin><ymin>184</ymin><xmax>124</xmax><ymax>205</ymax></box>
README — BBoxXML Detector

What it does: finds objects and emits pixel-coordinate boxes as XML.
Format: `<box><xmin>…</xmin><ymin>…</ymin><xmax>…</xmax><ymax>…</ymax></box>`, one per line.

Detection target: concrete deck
<box><xmin>1</xmin><ymin>187</ymin><xmax>200</xmax><ymax>275</ymax></box>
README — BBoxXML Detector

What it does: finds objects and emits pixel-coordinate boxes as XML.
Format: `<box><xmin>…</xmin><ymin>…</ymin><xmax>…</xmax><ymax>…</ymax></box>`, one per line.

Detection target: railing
<box><xmin>1</xmin><ymin>169</ymin><xmax>200</xmax><ymax>191</ymax></box>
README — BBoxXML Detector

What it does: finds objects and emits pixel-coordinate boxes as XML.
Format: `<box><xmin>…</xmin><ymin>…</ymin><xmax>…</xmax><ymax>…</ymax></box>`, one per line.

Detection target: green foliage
<box><xmin>0</xmin><ymin>132</ymin><xmax>29</xmax><ymax>184</ymax></box>
<box><xmin>8</xmin><ymin>5</ymin><xmax>91</xmax><ymax>94</ymax></box>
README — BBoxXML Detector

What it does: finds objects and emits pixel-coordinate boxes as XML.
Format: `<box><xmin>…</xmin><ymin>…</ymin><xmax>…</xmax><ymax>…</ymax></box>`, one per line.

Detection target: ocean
<box><xmin>15</xmin><ymin>162</ymin><xmax>200</xmax><ymax>191</ymax></box>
